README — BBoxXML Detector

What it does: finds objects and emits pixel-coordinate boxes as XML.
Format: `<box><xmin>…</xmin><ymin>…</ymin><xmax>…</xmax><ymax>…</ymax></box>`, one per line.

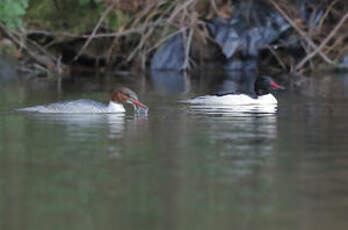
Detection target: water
<box><xmin>1</xmin><ymin>71</ymin><xmax>348</xmax><ymax>230</ymax></box>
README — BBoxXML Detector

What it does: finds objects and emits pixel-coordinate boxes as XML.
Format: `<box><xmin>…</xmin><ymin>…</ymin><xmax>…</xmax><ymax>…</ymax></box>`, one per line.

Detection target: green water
<box><xmin>1</xmin><ymin>71</ymin><xmax>348</xmax><ymax>230</ymax></box>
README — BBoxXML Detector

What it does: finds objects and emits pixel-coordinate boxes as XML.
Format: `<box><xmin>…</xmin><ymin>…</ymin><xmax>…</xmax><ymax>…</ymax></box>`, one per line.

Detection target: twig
<box><xmin>268</xmin><ymin>47</ymin><xmax>287</xmax><ymax>70</ymax></box>
<box><xmin>317</xmin><ymin>0</ymin><xmax>339</xmax><ymax>31</ymax></box>
<box><xmin>57</xmin><ymin>55</ymin><xmax>63</xmax><ymax>75</ymax></box>
<box><xmin>167</xmin><ymin>0</ymin><xmax>197</xmax><ymax>23</ymax></box>
<box><xmin>26</xmin><ymin>23</ymin><xmax>160</xmax><ymax>40</ymax></box>
<box><xmin>157</xmin><ymin>2</ymin><xmax>178</xmax><ymax>37</ymax></box>
<box><xmin>182</xmin><ymin>28</ymin><xmax>193</xmax><ymax>70</ymax></box>
<box><xmin>126</xmin><ymin>19</ymin><xmax>165</xmax><ymax>62</ymax></box>
<box><xmin>127</xmin><ymin>27</ymin><xmax>154</xmax><ymax>62</ymax></box>
<box><xmin>17</xmin><ymin>28</ymin><xmax>57</xmax><ymax>62</ymax></box>
<box><xmin>295</xmin><ymin>13</ymin><xmax>348</xmax><ymax>71</ymax></box>
<box><xmin>25</xmin><ymin>30</ymin><xmax>78</xmax><ymax>37</ymax></box>
<box><xmin>105</xmin><ymin>37</ymin><xmax>118</xmax><ymax>67</ymax></box>
<box><xmin>335</xmin><ymin>34</ymin><xmax>348</xmax><ymax>61</ymax></box>
<box><xmin>80</xmin><ymin>26</ymin><xmax>155</xmax><ymax>38</ymax></box>
<box><xmin>16</xmin><ymin>66</ymin><xmax>35</xmax><ymax>73</ymax></box>
<box><xmin>300</xmin><ymin>40</ymin><xmax>315</xmax><ymax>70</ymax></box>
<box><xmin>130</xmin><ymin>0</ymin><xmax>162</xmax><ymax>28</ymax></box>
<box><xmin>325</xmin><ymin>33</ymin><xmax>345</xmax><ymax>54</ymax></box>
<box><xmin>210</xmin><ymin>0</ymin><xmax>219</xmax><ymax>15</ymax></box>
<box><xmin>146</xmin><ymin>27</ymin><xmax>188</xmax><ymax>54</ymax></box>
<box><xmin>270</xmin><ymin>0</ymin><xmax>333</xmax><ymax>65</ymax></box>
<box><xmin>0</xmin><ymin>23</ymin><xmax>51</xmax><ymax>70</ymax></box>
<box><xmin>73</xmin><ymin>2</ymin><xmax>117</xmax><ymax>61</ymax></box>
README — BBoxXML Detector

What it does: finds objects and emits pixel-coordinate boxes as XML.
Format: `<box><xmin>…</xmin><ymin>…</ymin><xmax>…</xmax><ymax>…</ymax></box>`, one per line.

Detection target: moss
<box><xmin>24</xmin><ymin>0</ymin><xmax>105</xmax><ymax>33</ymax></box>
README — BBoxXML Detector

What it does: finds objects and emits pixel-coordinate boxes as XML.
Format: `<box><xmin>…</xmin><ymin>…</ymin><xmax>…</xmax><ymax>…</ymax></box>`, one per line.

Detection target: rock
<box><xmin>207</xmin><ymin>2</ymin><xmax>290</xmax><ymax>59</ymax></box>
<box><xmin>151</xmin><ymin>33</ymin><xmax>188</xmax><ymax>71</ymax></box>
<box><xmin>0</xmin><ymin>58</ymin><xmax>16</xmax><ymax>82</ymax></box>
<box><xmin>341</xmin><ymin>56</ymin><xmax>348</xmax><ymax>65</ymax></box>
<box><xmin>151</xmin><ymin>2</ymin><xmax>290</xmax><ymax>71</ymax></box>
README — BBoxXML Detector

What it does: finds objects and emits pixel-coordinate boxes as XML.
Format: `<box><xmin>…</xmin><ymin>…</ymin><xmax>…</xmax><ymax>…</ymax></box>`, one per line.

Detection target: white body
<box><xmin>17</xmin><ymin>99</ymin><xmax>125</xmax><ymax>113</ymax></box>
<box><xmin>182</xmin><ymin>94</ymin><xmax>278</xmax><ymax>115</ymax></box>
<box><xmin>183</xmin><ymin>93</ymin><xmax>277</xmax><ymax>105</ymax></box>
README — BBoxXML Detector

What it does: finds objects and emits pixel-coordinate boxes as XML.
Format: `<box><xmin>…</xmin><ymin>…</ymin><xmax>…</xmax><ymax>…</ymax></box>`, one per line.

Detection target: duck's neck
<box><xmin>107</xmin><ymin>101</ymin><xmax>125</xmax><ymax>112</ymax></box>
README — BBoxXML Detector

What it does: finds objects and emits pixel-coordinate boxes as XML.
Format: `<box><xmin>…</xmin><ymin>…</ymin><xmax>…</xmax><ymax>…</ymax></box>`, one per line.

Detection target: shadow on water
<box><xmin>1</xmin><ymin>69</ymin><xmax>348</xmax><ymax>230</ymax></box>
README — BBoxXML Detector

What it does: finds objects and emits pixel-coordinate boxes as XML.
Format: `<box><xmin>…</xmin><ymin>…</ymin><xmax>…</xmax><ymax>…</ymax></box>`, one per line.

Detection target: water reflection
<box><xmin>3</xmin><ymin>71</ymin><xmax>348</xmax><ymax>230</ymax></box>
<box><xmin>190</xmin><ymin>113</ymin><xmax>277</xmax><ymax>180</ymax></box>
<box><xmin>26</xmin><ymin>113</ymin><xmax>126</xmax><ymax>138</ymax></box>
<box><xmin>200</xmin><ymin>70</ymin><xmax>258</xmax><ymax>96</ymax></box>
<box><xmin>150</xmin><ymin>71</ymin><xmax>191</xmax><ymax>96</ymax></box>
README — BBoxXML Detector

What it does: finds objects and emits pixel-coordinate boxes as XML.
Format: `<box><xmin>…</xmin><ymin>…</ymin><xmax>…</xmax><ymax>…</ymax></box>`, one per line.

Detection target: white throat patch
<box><xmin>108</xmin><ymin>101</ymin><xmax>125</xmax><ymax>113</ymax></box>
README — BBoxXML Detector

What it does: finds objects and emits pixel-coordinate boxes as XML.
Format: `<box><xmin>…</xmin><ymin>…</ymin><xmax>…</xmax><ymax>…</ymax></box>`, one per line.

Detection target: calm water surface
<box><xmin>1</xmin><ymin>71</ymin><xmax>348</xmax><ymax>230</ymax></box>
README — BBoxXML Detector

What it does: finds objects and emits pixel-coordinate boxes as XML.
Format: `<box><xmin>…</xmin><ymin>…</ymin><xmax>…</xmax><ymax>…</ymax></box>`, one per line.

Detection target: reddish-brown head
<box><xmin>110</xmin><ymin>87</ymin><xmax>147</xmax><ymax>109</ymax></box>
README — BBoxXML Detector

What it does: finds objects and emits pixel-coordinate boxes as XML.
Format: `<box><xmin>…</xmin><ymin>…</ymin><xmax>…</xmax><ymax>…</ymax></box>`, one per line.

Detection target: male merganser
<box><xmin>17</xmin><ymin>87</ymin><xmax>148</xmax><ymax>113</ymax></box>
<box><xmin>183</xmin><ymin>76</ymin><xmax>283</xmax><ymax>105</ymax></box>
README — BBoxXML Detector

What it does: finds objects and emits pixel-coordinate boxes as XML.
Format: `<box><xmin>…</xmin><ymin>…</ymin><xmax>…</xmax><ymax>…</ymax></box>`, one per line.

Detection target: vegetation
<box><xmin>0</xmin><ymin>0</ymin><xmax>347</xmax><ymax>75</ymax></box>
<box><xmin>0</xmin><ymin>0</ymin><xmax>29</xmax><ymax>29</ymax></box>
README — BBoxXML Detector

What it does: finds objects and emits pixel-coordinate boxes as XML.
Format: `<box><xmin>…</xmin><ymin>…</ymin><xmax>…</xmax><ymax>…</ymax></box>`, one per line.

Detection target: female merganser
<box><xmin>17</xmin><ymin>87</ymin><xmax>148</xmax><ymax>113</ymax></box>
<box><xmin>183</xmin><ymin>76</ymin><xmax>283</xmax><ymax>105</ymax></box>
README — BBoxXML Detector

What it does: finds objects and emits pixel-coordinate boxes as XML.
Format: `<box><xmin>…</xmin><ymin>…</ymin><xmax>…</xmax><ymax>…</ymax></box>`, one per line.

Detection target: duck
<box><xmin>183</xmin><ymin>76</ymin><xmax>283</xmax><ymax>105</ymax></box>
<box><xmin>17</xmin><ymin>87</ymin><xmax>148</xmax><ymax>113</ymax></box>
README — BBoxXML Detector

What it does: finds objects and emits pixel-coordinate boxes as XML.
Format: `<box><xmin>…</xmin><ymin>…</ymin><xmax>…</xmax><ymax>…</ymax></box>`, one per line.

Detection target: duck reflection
<box><xmin>203</xmin><ymin>69</ymin><xmax>258</xmax><ymax>96</ymax></box>
<box><xmin>187</xmin><ymin>104</ymin><xmax>277</xmax><ymax>116</ymax></box>
<box><xmin>25</xmin><ymin>112</ymin><xmax>151</xmax><ymax>159</ymax></box>
<box><xmin>26</xmin><ymin>113</ymin><xmax>126</xmax><ymax>139</ymax></box>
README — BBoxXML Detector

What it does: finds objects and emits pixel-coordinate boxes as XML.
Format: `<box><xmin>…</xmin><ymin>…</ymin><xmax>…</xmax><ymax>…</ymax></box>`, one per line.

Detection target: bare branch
<box><xmin>146</xmin><ymin>27</ymin><xmax>187</xmax><ymax>54</ymax></box>
<box><xmin>270</xmin><ymin>0</ymin><xmax>334</xmax><ymax>66</ymax></box>
<box><xmin>73</xmin><ymin>1</ymin><xmax>117</xmax><ymax>61</ymax></box>
<box><xmin>268</xmin><ymin>47</ymin><xmax>287</xmax><ymax>70</ymax></box>
<box><xmin>295</xmin><ymin>13</ymin><xmax>348</xmax><ymax>70</ymax></box>
<box><xmin>0</xmin><ymin>22</ymin><xmax>54</xmax><ymax>71</ymax></box>
<box><xmin>182</xmin><ymin>28</ymin><xmax>193</xmax><ymax>70</ymax></box>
